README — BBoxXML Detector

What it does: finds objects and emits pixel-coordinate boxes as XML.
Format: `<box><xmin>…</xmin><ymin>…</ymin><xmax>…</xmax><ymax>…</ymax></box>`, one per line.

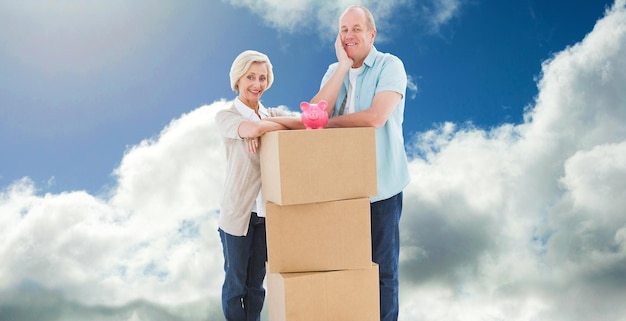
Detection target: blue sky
<box><xmin>1</xmin><ymin>1</ymin><xmax>626</xmax><ymax>321</ymax></box>
<box><xmin>0</xmin><ymin>0</ymin><xmax>612</xmax><ymax>194</ymax></box>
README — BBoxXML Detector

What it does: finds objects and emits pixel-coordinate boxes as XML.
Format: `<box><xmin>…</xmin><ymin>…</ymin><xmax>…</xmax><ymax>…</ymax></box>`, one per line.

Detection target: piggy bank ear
<box><xmin>300</xmin><ymin>101</ymin><xmax>310</xmax><ymax>111</ymax></box>
<box><xmin>318</xmin><ymin>100</ymin><xmax>328</xmax><ymax>111</ymax></box>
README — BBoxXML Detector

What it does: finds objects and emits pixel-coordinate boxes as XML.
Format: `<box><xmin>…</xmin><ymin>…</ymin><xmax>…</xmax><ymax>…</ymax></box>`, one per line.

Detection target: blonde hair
<box><xmin>229</xmin><ymin>50</ymin><xmax>274</xmax><ymax>93</ymax></box>
<box><xmin>340</xmin><ymin>5</ymin><xmax>377</xmax><ymax>32</ymax></box>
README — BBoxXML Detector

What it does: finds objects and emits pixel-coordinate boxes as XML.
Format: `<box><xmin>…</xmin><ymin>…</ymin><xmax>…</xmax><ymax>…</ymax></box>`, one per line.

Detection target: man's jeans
<box><xmin>219</xmin><ymin>212</ymin><xmax>267</xmax><ymax>321</ymax></box>
<box><xmin>371</xmin><ymin>192</ymin><xmax>403</xmax><ymax>321</ymax></box>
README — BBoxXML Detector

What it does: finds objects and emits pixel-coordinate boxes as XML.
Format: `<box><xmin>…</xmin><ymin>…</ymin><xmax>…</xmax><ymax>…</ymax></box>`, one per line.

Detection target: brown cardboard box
<box><xmin>267</xmin><ymin>263</ymin><xmax>380</xmax><ymax>321</ymax></box>
<box><xmin>266</xmin><ymin>198</ymin><xmax>372</xmax><ymax>273</ymax></box>
<box><xmin>260</xmin><ymin>127</ymin><xmax>377</xmax><ymax>206</ymax></box>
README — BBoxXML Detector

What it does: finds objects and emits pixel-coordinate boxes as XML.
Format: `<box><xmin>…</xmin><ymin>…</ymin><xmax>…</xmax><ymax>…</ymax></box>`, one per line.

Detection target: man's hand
<box><xmin>335</xmin><ymin>33</ymin><xmax>353</xmax><ymax>66</ymax></box>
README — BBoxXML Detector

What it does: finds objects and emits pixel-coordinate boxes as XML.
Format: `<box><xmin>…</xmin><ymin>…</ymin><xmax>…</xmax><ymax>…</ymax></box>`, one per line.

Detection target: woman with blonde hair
<box><xmin>215</xmin><ymin>50</ymin><xmax>301</xmax><ymax>321</ymax></box>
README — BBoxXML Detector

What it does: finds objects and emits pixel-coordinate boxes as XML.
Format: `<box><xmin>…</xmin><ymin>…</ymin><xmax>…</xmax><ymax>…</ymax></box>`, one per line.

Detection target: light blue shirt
<box><xmin>321</xmin><ymin>46</ymin><xmax>410</xmax><ymax>202</ymax></box>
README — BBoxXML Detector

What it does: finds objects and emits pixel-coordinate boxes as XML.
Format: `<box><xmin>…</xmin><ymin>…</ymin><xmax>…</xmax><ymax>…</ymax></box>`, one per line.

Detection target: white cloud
<box><xmin>400</xmin><ymin>1</ymin><xmax>626</xmax><ymax>320</ymax></box>
<box><xmin>417</xmin><ymin>0</ymin><xmax>463</xmax><ymax>33</ymax></box>
<box><xmin>1</xmin><ymin>1</ymin><xmax>626</xmax><ymax>321</ymax></box>
<box><xmin>0</xmin><ymin>101</ymin><xmax>231</xmax><ymax>319</ymax></box>
<box><xmin>223</xmin><ymin>0</ymin><xmax>464</xmax><ymax>39</ymax></box>
<box><xmin>407</xmin><ymin>74</ymin><xmax>419</xmax><ymax>99</ymax></box>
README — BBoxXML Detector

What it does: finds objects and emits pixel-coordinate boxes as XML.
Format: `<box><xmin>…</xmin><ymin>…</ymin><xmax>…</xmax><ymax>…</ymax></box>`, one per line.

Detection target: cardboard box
<box><xmin>267</xmin><ymin>263</ymin><xmax>380</xmax><ymax>321</ymax></box>
<box><xmin>260</xmin><ymin>127</ymin><xmax>377</xmax><ymax>206</ymax></box>
<box><xmin>266</xmin><ymin>198</ymin><xmax>372</xmax><ymax>273</ymax></box>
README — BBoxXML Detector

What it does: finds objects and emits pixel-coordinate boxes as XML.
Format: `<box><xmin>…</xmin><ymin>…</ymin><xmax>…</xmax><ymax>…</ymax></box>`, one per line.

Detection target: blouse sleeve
<box><xmin>215</xmin><ymin>108</ymin><xmax>245</xmax><ymax>140</ymax></box>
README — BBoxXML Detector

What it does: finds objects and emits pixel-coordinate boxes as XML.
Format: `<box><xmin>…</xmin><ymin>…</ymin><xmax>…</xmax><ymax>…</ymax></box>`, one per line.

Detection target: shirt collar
<box><xmin>363</xmin><ymin>45</ymin><xmax>378</xmax><ymax>68</ymax></box>
<box><xmin>343</xmin><ymin>46</ymin><xmax>377</xmax><ymax>89</ymax></box>
<box><xmin>234</xmin><ymin>97</ymin><xmax>268</xmax><ymax>120</ymax></box>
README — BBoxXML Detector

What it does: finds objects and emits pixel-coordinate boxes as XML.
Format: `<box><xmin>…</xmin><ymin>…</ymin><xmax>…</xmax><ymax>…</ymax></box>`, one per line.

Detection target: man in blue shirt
<box><xmin>311</xmin><ymin>5</ymin><xmax>410</xmax><ymax>321</ymax></box>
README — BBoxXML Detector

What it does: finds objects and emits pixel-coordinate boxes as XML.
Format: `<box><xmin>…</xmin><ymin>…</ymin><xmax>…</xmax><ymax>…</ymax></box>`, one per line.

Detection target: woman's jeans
<box><xmin>219</xmin><ymin>212</ymin><xmax>267</xmax><ymax>321</ymax></box>
<box><xmin>371</xmin><ymin>192</ymin><xmax>403</xmax><ymax>321</ymax></box>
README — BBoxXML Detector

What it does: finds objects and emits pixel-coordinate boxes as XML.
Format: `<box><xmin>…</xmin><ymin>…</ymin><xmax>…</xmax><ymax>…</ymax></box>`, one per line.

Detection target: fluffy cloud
<box><xmin>223</xmin><ymin>0</ymin><xmax>463</xmax><ymax>39</ymax></box>
<box><xmin>1</xmin><ymin>2</ymin><xmax>625</xmax><ymax>321</ymax></box>
<box><xmin>0</xmin><ymin>103</ymin><xmax>230</xmax><ymax>320</ymax></box>
<box><xmin>400</xmin><ymin>1</ymin><xmax>626</xmax><ymax>320</ymax></box>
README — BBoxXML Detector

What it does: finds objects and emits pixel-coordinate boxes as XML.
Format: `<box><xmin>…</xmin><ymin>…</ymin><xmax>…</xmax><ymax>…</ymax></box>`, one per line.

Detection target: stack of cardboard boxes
<box><xmin>260</xmin><ymin>127</ymin><xmax>380</xmax><ymax>321</ymax></box>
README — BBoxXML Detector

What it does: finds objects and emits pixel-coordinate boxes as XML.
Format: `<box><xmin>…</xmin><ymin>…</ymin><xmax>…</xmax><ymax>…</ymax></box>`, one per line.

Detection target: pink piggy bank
<box><xmin>300</xmin><ymin>100</ymin><xmax>329</xmax><ymax>130</ymax></box>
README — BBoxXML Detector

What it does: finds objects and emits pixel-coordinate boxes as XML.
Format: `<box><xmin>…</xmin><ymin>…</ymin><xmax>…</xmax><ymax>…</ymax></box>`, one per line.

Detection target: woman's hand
<box><xmin>247</xmin><ymin>137</ymin><xmax>259</xmax><ymax>153</ymax></box>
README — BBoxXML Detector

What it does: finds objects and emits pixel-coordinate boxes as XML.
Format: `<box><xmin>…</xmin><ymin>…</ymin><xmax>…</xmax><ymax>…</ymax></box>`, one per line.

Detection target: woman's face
<box><xmin>237</xmin><ymin>62</ymin><xmax>268</xmax><ymax>108</ymax></box>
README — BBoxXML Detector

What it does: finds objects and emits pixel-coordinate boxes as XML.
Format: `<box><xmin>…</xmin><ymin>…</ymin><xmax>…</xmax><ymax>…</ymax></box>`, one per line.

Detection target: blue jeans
<box><xmin>371</xmin><ymin>192</ymin><xmax>403</xmax><ymax>321</ymax></box>
<box><xmin>219</xmin><ymin>212</ymin><xmax>267</xmax><ymax>321</ymax></box>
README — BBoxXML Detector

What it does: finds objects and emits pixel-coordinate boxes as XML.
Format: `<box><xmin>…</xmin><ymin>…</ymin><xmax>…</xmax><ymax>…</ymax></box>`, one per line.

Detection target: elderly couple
<box><xmin>215</xmin><ymin>5</ymin><xmax>410</xmax><ymax>321</ymax></box>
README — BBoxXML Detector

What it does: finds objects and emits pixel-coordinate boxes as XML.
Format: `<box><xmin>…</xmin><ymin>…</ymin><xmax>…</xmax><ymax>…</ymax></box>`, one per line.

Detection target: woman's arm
<box><xmin>265</xmin><ymin>117</ymin><xmax>305</xmax><ymax>130</ymax></box>
<box><xmin>238</xmin><ymin>120</ymin><xmax>287</xmax><ymax>139</ymax></box>
<box><xmin>238</xmin><ymin>120</ymin><xmax>287</xmax><ymax>153</ymax></box>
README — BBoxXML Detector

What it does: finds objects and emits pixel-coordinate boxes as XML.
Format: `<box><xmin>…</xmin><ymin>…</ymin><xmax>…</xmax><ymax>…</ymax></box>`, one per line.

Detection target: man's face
<box><xmin>339</xmin><ymin>8</ymin><xmax>376</xmax><ymax>67</ymax></box>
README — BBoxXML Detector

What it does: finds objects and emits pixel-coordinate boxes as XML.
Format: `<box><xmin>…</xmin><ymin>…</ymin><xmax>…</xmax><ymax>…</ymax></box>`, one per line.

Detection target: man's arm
<box><xmin>325</xmin><ymin>90</ymin><xmax>402</xmax><ymax>129</ymax></box>
<box><xmin>311</xmin><ymin>34</ymin><xmax>353</xmax><ymax>114</ymax></box>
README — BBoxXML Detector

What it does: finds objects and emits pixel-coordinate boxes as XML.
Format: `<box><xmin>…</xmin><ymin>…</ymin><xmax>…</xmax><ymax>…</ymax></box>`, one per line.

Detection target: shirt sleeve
<box><xmin>320</xmin><ymin>63</ymin><xmax>339</xmax><ymax>89</ymax></box>
<box><xmin>376</xmin><ymin>55</ymin><xmax>407</xmax><ymax>98</ymax></box>
<box><xmin>216</xmin><ymin>108</ymin><xmax>245</xmax><ymax>140</ymax></box>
